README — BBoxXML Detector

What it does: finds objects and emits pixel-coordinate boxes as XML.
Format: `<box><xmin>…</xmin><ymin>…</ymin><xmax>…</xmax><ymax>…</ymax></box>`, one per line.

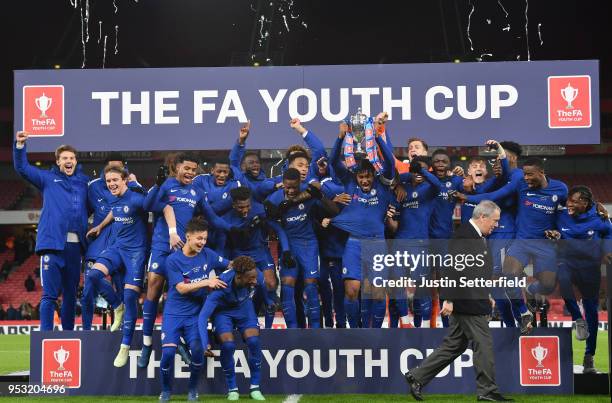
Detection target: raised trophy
<box><xmin>349</xmin><ymin>107</ymin><xmax>368</xmax><ymax>160</ymax></box>
<box><xmin>531</xmin><ymin>343</ymin><xmax>548</xmax><ymax>368</ymax></box>
<box><xmin>35</xmin><ymin>93</ymin><xmax>53</xmax><ymax>118</ymax></box>
<box><xmin>560</xmin><ymin>83</ymin><xmax>578</xmax><ymax>109</ymax></box>
<box><xmin>54</xmin><ymin>345</ymin><xmax>70</xmax><ymax>370</ymax></box>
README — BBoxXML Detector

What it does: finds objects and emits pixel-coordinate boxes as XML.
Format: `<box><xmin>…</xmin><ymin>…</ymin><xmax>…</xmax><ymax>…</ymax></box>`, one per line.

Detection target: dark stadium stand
<box><xmin>555</xmin><ymin>174</ymin><xmax>612</xmax><ymax>202</ymax></box>
<box><xmin>0</xmin><ymin>180</ymin><xmax>26</xmax><ymax>210</ymax></box>
<box><xmin>0</xmin><ymin>254</ymin><xmax>41</xmax><ymax>306</ymax></box>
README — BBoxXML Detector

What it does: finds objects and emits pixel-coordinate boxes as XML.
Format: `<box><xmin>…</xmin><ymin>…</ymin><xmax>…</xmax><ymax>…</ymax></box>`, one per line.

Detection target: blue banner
<box><xmin>14</xmin><ymin>60</ymin><xmax>599</xmax><ymax>152</ymax></box>
<box><xmin>29</xmin><ymin>328</ymin><xmax>573</xmax><ymax>395</ymax></box>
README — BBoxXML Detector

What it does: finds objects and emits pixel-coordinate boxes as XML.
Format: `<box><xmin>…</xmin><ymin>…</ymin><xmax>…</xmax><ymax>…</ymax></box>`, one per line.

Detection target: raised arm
<box><xmin>330</xmin><ymin>126</ymin><xmax>350</xmax><ymax>183</ymax></box>
<box><xmin>230</xmin><ymin>121</ymin><xmax>250</xmax><ymax>169</ymax></box>
<box><xmin>13</xmin><ymin>131</ymin><xmax>45</xmax><ymax>190</ymax></box>
<box><xmin>465</xmin><ymin>173</ymin><xmax>521</xmax><ymax>204</ymax></box>
<box><xmin>375</xmin><ymin>134</ymin><xmax>395</xmax><ymax>181</ymax></box>
<box><xmin>290</xmin><ymin>118</ymin><xmax>326</xmax><ymax>161</ymax></box>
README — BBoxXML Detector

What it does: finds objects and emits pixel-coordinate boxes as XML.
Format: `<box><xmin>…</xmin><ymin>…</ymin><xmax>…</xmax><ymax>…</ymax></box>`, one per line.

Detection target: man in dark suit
<box><xmin>404</xmin><ymin>200</ymin><xmax>512</xmax><ymax>402</ymax></box>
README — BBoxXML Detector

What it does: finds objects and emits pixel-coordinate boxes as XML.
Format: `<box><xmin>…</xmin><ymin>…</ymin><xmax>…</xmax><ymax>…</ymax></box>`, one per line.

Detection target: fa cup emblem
<box><xmin>35</xmin><ymin>93</ymin><xmax>53</xmax><ymax>118</ymax></box>
<box><xmin>53</xmin><ymin>345</ymin><xmax>70</xmax><ymax>370</ymax></box>
<box><xmin>560</xmin><ymin>83</ymin><xmax>578</xmax><ymax>109</ymax></box>
<box><xmin>531</xmin><ymin>342</ymin><xmax>548</xmax><ymax>368</ymax></box>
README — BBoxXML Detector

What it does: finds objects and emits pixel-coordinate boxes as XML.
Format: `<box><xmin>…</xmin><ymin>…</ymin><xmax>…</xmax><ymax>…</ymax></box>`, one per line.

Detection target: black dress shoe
<box><xmin>403</xmin><ymin>371</ymin><xmax>424</xmax><ymax>401</ymax></box>
<box><xmin>477</xmin><ymin>392</ymin><xmax>514</xmax><ymax>401</ymax></box>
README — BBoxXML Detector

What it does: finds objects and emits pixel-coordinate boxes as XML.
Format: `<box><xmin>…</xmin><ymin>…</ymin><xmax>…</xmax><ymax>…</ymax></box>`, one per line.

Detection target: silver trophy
<box><xmin>35</xmin><ymin>93</ymin><xmax>53</xmax><ymax>118</ymax></box>
<box><xmin>531</xmin><ymin>343</ymin><xmax>548</xmax><ymax>368</ymax></box>
<box><xmin>349</xmin><ymin>107</ymin><xmax>368</xmax><ymax>160</ymax></box>
<box><xmin>560</xmin><ymin>83</ymin><xmax>578</xmax><ymax>109</ymax></box>
<box><xmin>54</xmin><ymin>345</ymin><xmax>70</xmax><ymax>370</ymax></box>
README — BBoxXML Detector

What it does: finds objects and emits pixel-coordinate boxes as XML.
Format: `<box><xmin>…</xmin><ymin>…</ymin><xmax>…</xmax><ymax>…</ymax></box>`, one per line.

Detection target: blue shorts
<box><xmin>147</xmin><ymin>249</ymin><xmax>170</xmax><ymax>277</ymax></box>
<box><xmin>213</xmin><ymin>304</ymin><xmax>259</xmax><ymax>336</ymax></box>
<box><xmin>233</xmin><ymin>249</ymin><xmax>275</xmax><ymax>272</ymax></box>
<box><xmin>84</xmin><ymin>226</ymin><xmax>114</xmax><ymax>262</ymax></box>
<box><xmin>97</xmin><ymin>247</ymin><xmax>146</xmax><ymax>288</ymax></box>
<box><xmin>507</xmin><ymin>239</ymin><xmax>557</xmax><ymax>274</ymax></box>
<box><xmin>281</xmin><ymin>239</ymin><xmax>319</xmax><ymax>280</ymax></box>
<box><xmin>342</xmin><ymin>237</ymin><xmax>362</xmax><ymax>281</ymax></box>
<box><xmin>161</xmin><ymin>314</ymin><xmax>201</xmax><ymax>346</ymax></box>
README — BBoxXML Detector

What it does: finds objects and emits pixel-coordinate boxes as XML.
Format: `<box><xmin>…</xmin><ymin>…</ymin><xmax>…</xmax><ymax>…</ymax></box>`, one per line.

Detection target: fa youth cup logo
<box><xmin>23</xmin><ymin>85</ymin><xmax>65</xmax><ymax>136</ymax></box>
<box><xmin>548</xmin><ymin>75</ymin><xmax>591</xmax><ymax>128</ymax></box>
<box><xmin>42</xmin><ymin>339</ymin><xmax>81</xmax><ymax>388</ymax></box>
<box><xmin>560</xmin><ymin>83</ymin><xmax>578</xmax><ymax>109</ymax></box>
<box><xmin>35</xmin><ymin>93</ymin><xmax>52</xmax><ymax>118</ymax></box>
<box><xmin>519</xmin><ymin>336</ymin><xmax>560</xmax><ymax>386</ymax></box>
<box><xmin>54</xmin><ymin>345</ymin><xmax>70</xmax><ymax>370</ymax></box>
<box><xmin>531</xmin><ymin>343</ymin><xmax>548</xmax><ymax>368</ymax></box>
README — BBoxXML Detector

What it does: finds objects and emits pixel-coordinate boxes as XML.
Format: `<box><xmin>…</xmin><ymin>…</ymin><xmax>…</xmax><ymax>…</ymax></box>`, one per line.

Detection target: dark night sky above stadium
<box><xmin>0</xmin><ymin>0</ymin><xmax>610</xmax><ymax>108</ymax></box>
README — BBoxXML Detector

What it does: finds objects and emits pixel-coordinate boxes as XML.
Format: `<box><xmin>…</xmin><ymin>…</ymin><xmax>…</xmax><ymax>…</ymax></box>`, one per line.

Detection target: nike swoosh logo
<box><xmin>170</xmin><ymin>189</ymin><xmax>179</xmax><ymax>193</ymax></box>
<box><xmin>561</xmin><ymin>228</ymin><xmax>569</xmax><ymax>231</ymax></box>
<box><xmin>54</xmin><ymin>179</ymin><xmax>62</xmax><ymax>182</ymax></box>
<box><xmin>310</xmin><ymin>271</ymin><xmax>318</xmax><ymax>275</ymax></box>
<box><xmin>526</xmin><ymin>193</ymin><xmax>536</xmax><ymax>196</ymax></box>
<box><xmin>97</xmin><ymin>198</ymin><xmax>103</xmax><ymax>202</ymax></box>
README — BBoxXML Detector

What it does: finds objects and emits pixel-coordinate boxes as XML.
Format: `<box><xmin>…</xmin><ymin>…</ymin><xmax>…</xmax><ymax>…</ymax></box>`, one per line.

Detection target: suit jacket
<box><xmin>441</xmin><ymin>221</ymin><xmax>493</xmax><ymax>315</ymax></box>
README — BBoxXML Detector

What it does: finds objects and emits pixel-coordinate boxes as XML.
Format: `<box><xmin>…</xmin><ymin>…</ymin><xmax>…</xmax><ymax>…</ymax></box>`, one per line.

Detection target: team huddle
<box><xmin>12</xmin><ymin>113</ymin><xmax>612</xmax><ymax>400</ymax></box>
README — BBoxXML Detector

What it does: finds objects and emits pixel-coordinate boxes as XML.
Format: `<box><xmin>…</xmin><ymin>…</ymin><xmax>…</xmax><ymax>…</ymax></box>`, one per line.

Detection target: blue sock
<box><xmin>39</xmin><ymin>296</ymin><xmax>57</xmax><ymax>331</ymax></box>
<box><xmin>160</xmin><ymin>346</ymin><xmax>175</xmax><ymax>393</ymax></box>
<box><xmin>80</xmin><ymin>272</ymin><xmax>94</xmax><ymax>330</ymax></box>
<box><xmin>372</xmin><ymin>300</ymin><xmax>386</xmax><ymax>328</ymax></box>
<box><xmin>329</xmin><ymin>268</ymin><xmax>345</xmax><ymax>327</ymax></box>
<box><xmin>583</xmin><ymin>299</ymin><xmax>598</xmax><ymax>356</ymax></box>
<box><xmin>388</xmin><ymin>299</ymin><xmax>400</xmax><ymax>328</ymax></box>
<box><xmin>564</xmin><ymin>298</ymin><xmax>582</xmax><ymax>320</ymax></box>
<box><xmin>246</xmin><ymin>336</ymin><xmax>262</xmax><ymax>387</ymax></box>
<box><xmin>505</xmin><ymin>287</ymin><xmax>528</xmax><ymax>314</ymax></box>
<box><xmin>121</xmin><ymin>289</ymin><xmax>139</xmax><ymax>346</ymax></box>
<box><xmin>87</xmin><ymin>269</ymin><xmax>121</xmax><ymax>309</ymax></box>
<box><xmin>220</xmin><ymin>341</ymin><xmax>237</xmax><ymax>391</ymax></box>
<box><xmin>318</xmin><ymin>266</ymin><xmax>333</xmax><ymax>328</ymax></box>
<box><xmin>495</xmin><ymin>298</ymin><xmax>516</xmax><ymax>327</ymax></box>
<box><xmin>413</xmin><ymin>299</ymin><xmax>422</xmax><ymax>327</ymax></box>
<box><xmin>344</xmin><ymin>297</ymin><xmax>360</xmax><ymax>328</ymax></box>
<box><xmin>142</xmin><ymin>298</ymin><xmax>158</xmax><ymax>341</ymax></box>
<box><xmin>189</xmin><ymin>342</ymin><xmax>204</xmax><ymax>392</ymax></box>
<box><xmin>281</xmin><ymin>284</ymin><xmax>297</xmax><ymax>328</ymax></box>
<box><xmin>420</xmin><ymin>296</ymin><xmax>432</xmax><ymax>323</ymax></box>
<box><xmin>304</xmin><ymin>283</ymin><xmax>320</xmax><ymax>328</ymax></box>
<box><xmin>264</xmin><ymin>289</ymin><xmax>277</xmax><ymax>329</ymax></box>
<box><xmin>360</xmin><ymin>298</ymin><xmax>372</xmax><ymax>328</ymax></box>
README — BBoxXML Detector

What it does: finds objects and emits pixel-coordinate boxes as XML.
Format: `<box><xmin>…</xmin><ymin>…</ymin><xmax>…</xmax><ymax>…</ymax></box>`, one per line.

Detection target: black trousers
<box><xmin>411</xmin><ymin>313</ymin><xmax>499</xmax><ymax>396</ymax></box>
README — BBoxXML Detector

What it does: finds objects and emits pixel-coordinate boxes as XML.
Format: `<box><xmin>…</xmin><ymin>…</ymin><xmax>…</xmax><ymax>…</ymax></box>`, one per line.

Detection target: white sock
<box><xmin>400</xmin><ymin>315</ymin><xmax>411</xmax><ymax>326</ymax></box>
<box><xmin>143</xmin><ymin>336</ymin><xmax>153</xmax><ymax>346</ymax></box>
<box><xmin>120</xmin><ymin>343</ymin><xmax>129</xmax><ymax>349</ymax></box>
<box><xmin>420</xmin><ymin>321</ymin><xmax>431</xmax><ymax>328</ymax></box>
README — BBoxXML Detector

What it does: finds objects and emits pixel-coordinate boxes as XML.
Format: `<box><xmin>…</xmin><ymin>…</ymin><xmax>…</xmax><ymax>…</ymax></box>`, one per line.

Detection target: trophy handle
<box><xmin>47</xmin><ymin>97</ymin><xmax>52</xmax><ymax>110</ymax></box>
<box><xmin>35</xmin><ymin>97</ymin><xmax>41</xmax><ymax>111</ymax></box>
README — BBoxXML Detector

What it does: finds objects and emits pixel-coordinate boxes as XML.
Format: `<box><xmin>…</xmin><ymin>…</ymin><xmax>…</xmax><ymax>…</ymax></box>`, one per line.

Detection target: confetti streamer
<box><xmin>467</xmin><ymin>0</ymin><xmax>475</xmax><ymax>51</ymax></box>
<box><xmin>115</xmin><ymin>25</ymin><xmax>119</xmax><ymax>54</ymax></box>
<box><xmin>537</xmin><ymin>23</ymin><xmax>543</xmax><ymax>45</ymax></box>
<box><xmin>98</xmin><ymin>20</ymin><xmax>102</xmax><ymax>44</ymax></box>
<box><xmin>524</xmin><ymin>0</ymin><xmax>530</xmax><ymax>61</ymax></box>
<box><xmin>103</xmin><ymin>35</ymin><xmax>108</xmax><ymax>68</ymax></box>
